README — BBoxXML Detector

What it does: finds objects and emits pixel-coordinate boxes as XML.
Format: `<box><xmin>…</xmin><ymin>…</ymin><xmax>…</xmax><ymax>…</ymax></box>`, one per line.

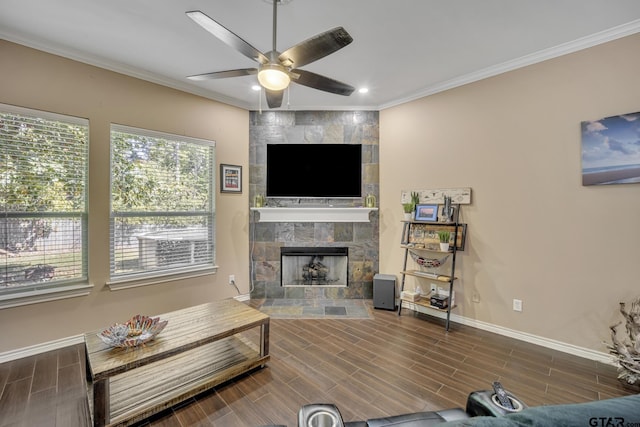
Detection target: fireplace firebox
<box><xmin>280</xmin><ymin>247</ymin><xmax>348</xmax><ymax>287</ymax></box>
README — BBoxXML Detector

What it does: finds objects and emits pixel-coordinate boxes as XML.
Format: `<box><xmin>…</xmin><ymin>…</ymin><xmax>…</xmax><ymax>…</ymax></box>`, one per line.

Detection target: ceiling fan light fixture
<box><xmin>186</xmin><ymin>1</ymin><xmax>353</xmax><ymax>108</ymax></box>
<box><xmin>258</xmin><ymin>64</ymin><xmax>290</xmax><ymax>91</ymax></box>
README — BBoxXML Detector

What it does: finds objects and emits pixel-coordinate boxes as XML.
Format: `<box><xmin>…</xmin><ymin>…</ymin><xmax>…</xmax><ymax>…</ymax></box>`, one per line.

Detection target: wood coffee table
<box><xmin>84</xmin><ymin>299</ymin><xmax>270</xmax><ymax>427</ymax></box>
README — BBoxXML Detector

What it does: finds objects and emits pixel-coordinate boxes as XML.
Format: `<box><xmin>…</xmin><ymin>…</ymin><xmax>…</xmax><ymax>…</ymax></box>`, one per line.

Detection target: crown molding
<box><xmin>3</xmin><ymin>19</ymin><xmax>639</xmax><ymax>112</ymax></box>
<box><xmin>380</xmin><ymin>19</ymin><xmax>640</xmax><ymax>110</ymax></box>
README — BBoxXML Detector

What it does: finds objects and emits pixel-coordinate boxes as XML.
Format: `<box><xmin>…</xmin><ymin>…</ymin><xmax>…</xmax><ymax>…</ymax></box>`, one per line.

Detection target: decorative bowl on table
<box><xmin>97</xmin><ymin>314</ymin><xmax>168</xmax><ymax>348</ymax></box>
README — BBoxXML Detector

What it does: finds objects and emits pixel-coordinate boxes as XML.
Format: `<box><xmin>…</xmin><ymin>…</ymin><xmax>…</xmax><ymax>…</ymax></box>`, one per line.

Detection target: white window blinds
<box><xmin>0</xmin><ymin>103</ymin><xmax>89</xmax><ymax>295</ymax></box>
<box><xmin>109</xmin><ymin>125</ymin><xmax>216</xmax><ymax>282</ymax></box>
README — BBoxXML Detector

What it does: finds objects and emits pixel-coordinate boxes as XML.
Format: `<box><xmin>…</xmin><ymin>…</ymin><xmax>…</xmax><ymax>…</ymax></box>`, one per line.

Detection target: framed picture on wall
<box><xmin>220</xmin><ymin>164</ymin><xmax>242</xmax><ymax>193</ymax></box>
<box><xmin>581</xmin><ymin>110</ymin><xmax>640</xmax><ymax>186</ymax></box>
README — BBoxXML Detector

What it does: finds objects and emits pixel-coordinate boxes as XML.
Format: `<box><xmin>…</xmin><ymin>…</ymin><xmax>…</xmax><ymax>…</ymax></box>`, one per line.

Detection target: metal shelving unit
<box><xmin>397</xmin><ymin>204</ymin><xmax>464</xmax><ymax>331</ymax></box>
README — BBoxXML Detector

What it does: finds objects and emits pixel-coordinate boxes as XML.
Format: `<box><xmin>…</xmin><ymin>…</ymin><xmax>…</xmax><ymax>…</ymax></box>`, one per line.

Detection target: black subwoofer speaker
<box><xmin>373</xmin><ymin>274</ymin><xmax>396</xmax><ymax>310</ymax></box>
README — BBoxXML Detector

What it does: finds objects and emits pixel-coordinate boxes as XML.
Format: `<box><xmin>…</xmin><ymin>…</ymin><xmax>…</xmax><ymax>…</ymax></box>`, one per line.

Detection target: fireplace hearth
<box><xmin>281</xmin><ymin>247</ymin><xmax>348</xmax><ymax>287</ymax></box>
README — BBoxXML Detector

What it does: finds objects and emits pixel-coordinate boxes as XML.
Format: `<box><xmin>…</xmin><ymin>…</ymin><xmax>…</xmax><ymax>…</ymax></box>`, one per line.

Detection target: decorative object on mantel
<box><xmin>365</xmin><ymin>193</ymin><xmax>377</xmax><ymax>208</ymax></box>
<box><xmin>254</xmin><ymin>194</ymin><xmax>265</xmax><ymax>207</ymax></box>
<box><xmin>606</xmin><ymin>296</ymin><xmax>640</xmax><ymax>385</ymax></box>
<box><xmin>98</xmin><ymin>314</ymin><xmax>168</xmax><ymax>348</ymax></box>
<box><xmin>409</xmin><ymin>250</ymin><xmax>450</xmax><ymax>270</ymax></box>
<box><xmin>401</xmin><ymin>187</ymin><xmax>472</xmax><ymax>205</ymax></box>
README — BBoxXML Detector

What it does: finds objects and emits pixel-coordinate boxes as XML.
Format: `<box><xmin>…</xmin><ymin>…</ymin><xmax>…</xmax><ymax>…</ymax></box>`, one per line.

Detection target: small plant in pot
<box><xmin>438</xmin><ymin>230</ymin><xmax>451</xmax><ymax>252</ymax></box>
<box><xmin>402</xmin><ymin>203</ymin><xmax>414</xmax><ymax>220</ymax></box>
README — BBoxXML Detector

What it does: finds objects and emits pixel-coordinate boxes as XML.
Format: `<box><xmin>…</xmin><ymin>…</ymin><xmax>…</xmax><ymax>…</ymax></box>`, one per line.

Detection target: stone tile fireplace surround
<box><xmin>249</xmin><ymin>111</ymin><xmax>380</xmax><ymax>300</ymax></box>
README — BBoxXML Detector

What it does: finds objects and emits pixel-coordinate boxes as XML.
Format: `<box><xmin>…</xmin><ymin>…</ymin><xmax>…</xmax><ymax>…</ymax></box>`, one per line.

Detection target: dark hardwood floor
<box><xmin>1</xmin><ymin>301</ymin><xmax>637</xmax><ymax>427</ymax></box>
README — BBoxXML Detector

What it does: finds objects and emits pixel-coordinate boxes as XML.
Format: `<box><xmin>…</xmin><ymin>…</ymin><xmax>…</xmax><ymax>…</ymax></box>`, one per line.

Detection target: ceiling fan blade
<box><xmin>278</xmin><ymin>27</ymin><xmax>353</xmax><ymax>68</ymax></box>
<box><xmin>291</xmin><ymin>69</ymin><xmax>355</xmax><ymax>96</ymax></box>
<box><xmin>186</xmin><ymin>10</ymin><xmax>269</xmax><ymax>65</ymax></box>
<box><xmin>265</xmin><ymin>89</ymin><xmax>284</xmax><ymax>109</ymax></box>
<box><xmin>187</xmin><ymin>68</ymin><xmax>258</xmax><ymax>81</ymax></box>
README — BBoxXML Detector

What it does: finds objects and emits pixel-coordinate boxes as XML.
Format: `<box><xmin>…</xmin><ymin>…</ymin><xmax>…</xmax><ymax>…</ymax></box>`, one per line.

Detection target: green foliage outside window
<box><xmin>111</xmin><ymin>132</ymin><xmax>212</xmax><ymax>214</ymax></box>
<box><xmin>1</xmin><ymin>107</ymin><xmax>88</xmax><ymax>290</ymax></box>
<box><xmin>110</xmin><ymin>126</ymin><xmax>215</xmax><ymax>278</ymax></box>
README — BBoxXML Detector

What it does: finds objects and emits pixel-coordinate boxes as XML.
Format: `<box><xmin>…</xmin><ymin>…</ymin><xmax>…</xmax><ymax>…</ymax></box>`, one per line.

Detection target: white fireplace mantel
<box><xmin>250</xmin><ymin>207</ymin><xmax>377</xmax><ymax>223</ymax></box>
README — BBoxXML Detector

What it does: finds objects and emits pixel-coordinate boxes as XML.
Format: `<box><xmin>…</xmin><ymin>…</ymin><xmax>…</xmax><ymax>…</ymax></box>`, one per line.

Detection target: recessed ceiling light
<box><xmin>252</xmin><ymin>85</ymin><xmax>261</xmax><ymax>91</ymax></box>
<box><xmin>358</xmin><ymin>88</ymin><xmax>369</xmax><ymax>94</ymax></box>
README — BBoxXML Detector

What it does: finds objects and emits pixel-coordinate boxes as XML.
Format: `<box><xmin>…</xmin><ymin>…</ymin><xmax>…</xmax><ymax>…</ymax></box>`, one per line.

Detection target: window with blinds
<box><xmin>110</xmin><ymin>125</ymin><xmax>216</xmax><ymax>282</ymax></box>
<box><xmin>0</xmin><ymin>104</ymin><xmax>89</xmax><ymax>295</ymax></box>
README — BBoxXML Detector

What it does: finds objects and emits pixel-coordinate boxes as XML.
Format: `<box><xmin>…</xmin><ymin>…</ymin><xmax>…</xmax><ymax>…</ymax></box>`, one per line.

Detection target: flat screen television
<box><xmin>266</xmin><ymin>144</ymin><xmax>362</xmax><ymax>198</ymax></box>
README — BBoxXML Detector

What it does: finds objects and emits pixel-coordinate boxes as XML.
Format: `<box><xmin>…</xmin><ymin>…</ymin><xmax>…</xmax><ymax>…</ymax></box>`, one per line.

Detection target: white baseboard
<box><xmin>1</xmin><ymin>298</ymin><xmax>614</xmax><ymax>366</ymax></box>
<box><xmin>0</xmin><ymin>334</ymin><xmax>84</xmax><ymax>364</ymax></box>
<box><xmin>401</xmin><ymin>301</ymin><xmax>615</xmax><ymax>365</ymax></box>
<box><xmin>1</xmin><ymin>295</ymin><xmax>251</xmax><ymax>363</ymax></box>
<box><xmin>1</xmin><ymin>296</ymin><xmax>253</xmax><ymax>363</ymax></box>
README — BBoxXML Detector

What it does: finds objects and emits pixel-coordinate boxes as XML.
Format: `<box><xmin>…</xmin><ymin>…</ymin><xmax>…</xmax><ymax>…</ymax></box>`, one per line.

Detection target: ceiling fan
<box><xmin>186</xmin><ymin>0</ymin><xmax>355</xmax><ymax>109</ymax></box>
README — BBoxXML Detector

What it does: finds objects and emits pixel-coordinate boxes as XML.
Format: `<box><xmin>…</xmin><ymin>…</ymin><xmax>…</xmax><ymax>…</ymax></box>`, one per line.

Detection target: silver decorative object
<box><xmin>98</xmin><ymin>314</ymin><xmax>168</xmax><ymax>348</ymax></box>
<box><xmin>606</xmin><ymin>297</ymin><xmax>640</xmax><ymax>384</ymax></box>
<box><xmin>442</xmin><ymin>195</ymin><xmax>454</xmax><ymax>222</ymax></box>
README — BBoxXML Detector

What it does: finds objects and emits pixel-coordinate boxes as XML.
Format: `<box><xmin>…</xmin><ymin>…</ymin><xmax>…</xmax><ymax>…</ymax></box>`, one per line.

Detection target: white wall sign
<box><xmin>401</xmin><ymin>188</ymin><xmax>472</xmax><ymax>204</ymax></box>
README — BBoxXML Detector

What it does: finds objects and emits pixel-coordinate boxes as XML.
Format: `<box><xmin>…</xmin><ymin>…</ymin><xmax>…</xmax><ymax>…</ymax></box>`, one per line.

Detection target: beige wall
<box><xmin>0</xmin><ymin>41</ymin><xmax>250</xmax><ymax>352</ymax></box>
<box><xmin>2</xmin><ymin>33</ymin><xmax>639</xmax><ymax>356</ymax></box>
<box><xmin>380</xmin><ymin>33</ymin><xmax>640</xmax><ymax>353</ymax></box>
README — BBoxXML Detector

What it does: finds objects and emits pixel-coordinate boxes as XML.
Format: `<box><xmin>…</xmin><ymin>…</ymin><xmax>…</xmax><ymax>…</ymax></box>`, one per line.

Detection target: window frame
<box><xmin>108</xmin><ymin>124</ymin><xmax>217</xmax><ymax>290</ymax></box>
<box><xmin>0</xmin><ymin>103</ymin><xmax>92</xmax><ymax>309</ymax></box>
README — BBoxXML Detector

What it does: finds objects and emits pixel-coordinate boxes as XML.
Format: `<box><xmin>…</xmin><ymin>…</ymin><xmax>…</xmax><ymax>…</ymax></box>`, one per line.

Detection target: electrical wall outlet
<box><xmin>513</xmin><ymin>299</ymin><xmax>523</xmax><ymax>312</ymax></box>
<box><xmin>430</xmin><ymin>284</ymin><xmax>438</xmax><ymax>294</ymax></box>
<box><xmin>472</xmin><ymin>293</ymin><xmax>480</xmax><ymax>303</ymax></box>
<box><xmin>228</xmin><ymin>274</ymin><xmax>235</xmax><ymax>285</ymax></box>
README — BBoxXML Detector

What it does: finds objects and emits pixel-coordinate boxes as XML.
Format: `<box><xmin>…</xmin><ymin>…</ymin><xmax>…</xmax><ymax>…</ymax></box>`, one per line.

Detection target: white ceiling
<box><xmin>1</xmin><ymin>0</ymin><xmax>640</xmax><ymax>111</ymax></box>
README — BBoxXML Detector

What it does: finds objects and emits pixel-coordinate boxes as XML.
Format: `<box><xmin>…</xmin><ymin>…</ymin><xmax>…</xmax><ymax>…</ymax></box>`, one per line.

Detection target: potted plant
<box><xmin>438</xmin><ymin>230</ymin><xmax>451</xmax><ymax>252</ymax></box>
<box><xmin>402</xmin><ymin>203</ymin><xmax>414</xmax><ymax>221</ymax></box>
<box><xmin>410</xmin><ymin>192</ymin><xmax>420</xmax><ymax>209</ymax></box>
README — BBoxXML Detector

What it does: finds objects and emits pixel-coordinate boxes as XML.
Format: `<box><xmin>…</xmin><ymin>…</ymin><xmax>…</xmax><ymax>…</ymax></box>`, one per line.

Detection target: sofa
<box><xmin>287</xmin><ymin>391</ymin><xmax>640</xmax><ymax>427</ymax></box>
